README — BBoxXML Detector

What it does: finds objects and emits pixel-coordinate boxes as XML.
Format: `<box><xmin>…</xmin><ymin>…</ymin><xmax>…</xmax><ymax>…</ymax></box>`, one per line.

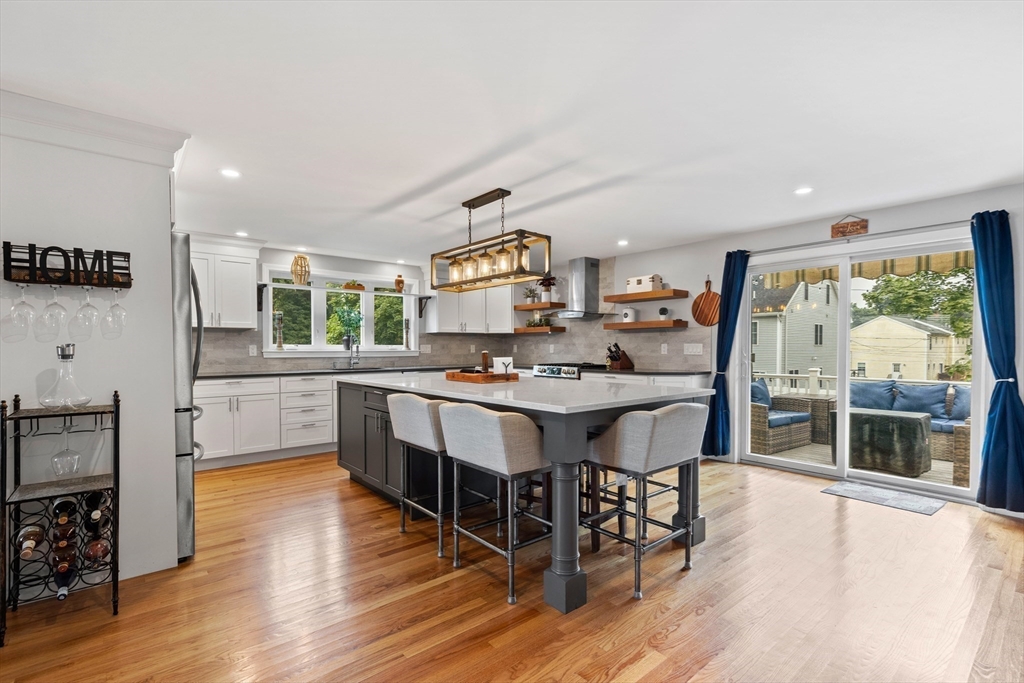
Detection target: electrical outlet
<box><xmin>513</xmin><ymin>344</ymin><xmax>518</xmax><ymax>353</ymax></box>
<box><xmin>549</xmin><ymin>344</ymin><xmax>555</xmax><ymax>353</ymax></box>
<box><xmin>470</xmin><ymin>344</ymin><xmax>475</xmax><ymax>353</ymax></box>
<box><xmin>248</xmin><ymin>344</ymin><xmax>257</xmax><ymax>357</ymax></box>
<box><xmin>661</xmin><ymin>343</ymin><xmax>668</xmax><ymax>355</ymax></box>
<box><xmin>420</xmin><ymin>344</ymin><xmax>431</xmax><ymax>354</ymax></box>
<box><xmin>684</xmin><ymin>343</ymin><xmax>703</xmax><ymax>355</ymax></box>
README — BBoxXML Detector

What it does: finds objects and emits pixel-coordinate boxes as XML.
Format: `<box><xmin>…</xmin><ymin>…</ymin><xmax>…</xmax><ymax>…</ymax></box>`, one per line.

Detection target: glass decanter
<box><xmin>40</xmin><ymin>344</ymin><xmax>92</xmax><ymax>409</ymax></box>
<box><xmin>52</xmin><ymin>426</ymin><xmax>81</xmax><ymax>479</ymax></box>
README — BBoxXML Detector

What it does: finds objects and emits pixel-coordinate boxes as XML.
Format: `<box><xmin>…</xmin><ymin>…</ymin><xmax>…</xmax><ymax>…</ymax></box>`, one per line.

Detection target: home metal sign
<box><xmin>2</xmin><ymin>242</ymin><xmax>133</xmax><ymax>288</ymax></box>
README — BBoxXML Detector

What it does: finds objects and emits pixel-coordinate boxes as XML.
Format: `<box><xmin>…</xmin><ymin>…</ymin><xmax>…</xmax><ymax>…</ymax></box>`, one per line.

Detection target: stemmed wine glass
<box><xmin>68</xmin><ymin>287</ymin><xmax>101</xmax><ymax>342</ymax></box>
<box><xmin>101</xmin><ymin>289</ymin><xmax>127</xmax><ymax>339</ymax></box>
<box><xmin>33</xmin><ymin>286</ymin><xmax>67</xmax><ymax>342</ymax></box>
<box><xmin>1</xmin><ymin>285</ymin><xmax>35</xmax><ymax>343</ymax></box>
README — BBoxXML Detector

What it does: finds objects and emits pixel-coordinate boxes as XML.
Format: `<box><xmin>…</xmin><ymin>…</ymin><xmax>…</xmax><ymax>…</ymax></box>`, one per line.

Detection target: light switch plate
<box><xmin>421</xmin><ymin>344</ymin><xmax>431</xmax><ymax>354</ymax></box>
<box><xmin>513</xmin><ymin>344</ymin><xmax>518</xmax><ymax>353</ymax></box>
<box><xmin>248</xmin><ymin>345</ymin><xmax>257</xmax><ymax>357</ymax></box>
<box><xmin>661</xmin><ymin>343</ymin><xmax>668</xmax><ymax>355</ymax></box>
<box><xmin>470</xmin><ymin>344</ymin><xmax>476</xmax><ymax>353</ymax></box>
<box><xmin>684</xmin><ymin>343</ymin><xmax>703</xmax><ymax>355</ymax></box>
<box><xmin>549</xmin><ymin>344</ymin><xmax>555</xmax><ymax>353</ymax></box>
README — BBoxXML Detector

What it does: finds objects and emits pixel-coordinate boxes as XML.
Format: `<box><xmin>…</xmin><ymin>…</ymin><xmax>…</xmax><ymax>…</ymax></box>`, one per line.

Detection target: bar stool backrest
<box><xmin>438</xmin><ymin>402</ymin><xmax>546</xmax><ymax>477</ymax></box>
<box><xmin>387</xmin><ymin>393</ymin><xmax>447</xmax><ymax>453</ymax></box>
<box><xmin>590</xmin><ymin>403</ymin><xmax>709</xmax><ymax>474</ymax></box>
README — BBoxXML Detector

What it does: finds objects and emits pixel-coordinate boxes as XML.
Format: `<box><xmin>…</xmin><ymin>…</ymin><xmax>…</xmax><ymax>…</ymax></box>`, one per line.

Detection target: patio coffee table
<box><xmin>829</xmin><ymin>408</ymin><xmax>931</xmax><ymax>477</ymax></box>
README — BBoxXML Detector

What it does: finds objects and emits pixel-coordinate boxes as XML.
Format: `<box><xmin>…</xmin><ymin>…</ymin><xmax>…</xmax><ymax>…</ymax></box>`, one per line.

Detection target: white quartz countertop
<box><xmin>336</xmin><ymin>373</ymin><xmax>714</xmax><ymax>414</ymax></box>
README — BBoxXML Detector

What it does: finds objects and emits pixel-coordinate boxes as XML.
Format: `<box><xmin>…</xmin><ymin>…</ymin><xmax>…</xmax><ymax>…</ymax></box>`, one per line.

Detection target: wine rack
<box><xmin>1</xmin><ymin>393</ymin><xmax>120</xmax><ymax>647</ymax></box>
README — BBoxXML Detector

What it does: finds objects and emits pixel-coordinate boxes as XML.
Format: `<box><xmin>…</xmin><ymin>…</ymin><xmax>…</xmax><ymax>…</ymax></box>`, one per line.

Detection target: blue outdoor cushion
<box><xmin>894</xmin><ymin>382</ymin><xmax>950</xmax><ymax>419</ymax></box>
<box><xmin>767</xmin><ymin>410</ymin><xmax>811</xmax><ymax>428</ymax></box>
<box><xmin>849</xmin><ymin>380</ymin><xmax>896</xmax><ymax>410</ymax></box>
<box><xmin>930</xmin><ymin>418</ymin><xmax>957</xmax><ymax>434</ymax></box>
<box><xmin>950</xmin><ymin>385</ymin><xmax>971</xmax><ymax>421</ymax></box>
<box><xmin>751</xmin><ymin>378</ymin><xmax>772</xmax><ymax>408</ymax></box>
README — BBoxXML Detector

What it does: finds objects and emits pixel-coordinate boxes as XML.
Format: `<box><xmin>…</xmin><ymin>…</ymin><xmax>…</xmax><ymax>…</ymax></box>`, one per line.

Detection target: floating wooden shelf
<box><xmin>603</xmin><ymin>320</ymin><xmax>688</xmax><ymax>331</ymax></box>
<box><xmin>603</xmin><ymin>289</ymin><xmax>690</xmax><ymax>304</ymax></box>
<box><xmin>513</xmin><ymin>302</ymin><xmax>566</xmax><ymax>311</ymax></box>
<box><xmin>513</xmin><ymin>326</ymin><xmax>566</xmax><ymax>334</ymax></box>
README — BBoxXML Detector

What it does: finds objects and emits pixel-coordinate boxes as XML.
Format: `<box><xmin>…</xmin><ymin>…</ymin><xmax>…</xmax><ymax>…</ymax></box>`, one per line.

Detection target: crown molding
<box><xmin>0</xmin><ymin>89</ymin><xmax>189</xmax><ymax>168</ymax></box>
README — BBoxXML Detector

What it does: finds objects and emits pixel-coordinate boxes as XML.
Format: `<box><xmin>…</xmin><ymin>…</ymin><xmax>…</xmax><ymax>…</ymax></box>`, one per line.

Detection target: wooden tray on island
<box><xmin>445</xmin><ymin>371</ymin><xmax>519</xmax><ymax>384</ymax></box>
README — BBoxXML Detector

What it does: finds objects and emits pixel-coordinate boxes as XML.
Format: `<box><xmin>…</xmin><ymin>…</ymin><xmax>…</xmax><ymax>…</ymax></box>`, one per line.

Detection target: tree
<box><xmin>860</xmin><ymin>267</ymin><xmax>974</xmax><ymax>338</ymax></box>
<box><xmin>850</xmin><ymin>303</ymin><xmax>878</xmax><ymax>328</ymax></box>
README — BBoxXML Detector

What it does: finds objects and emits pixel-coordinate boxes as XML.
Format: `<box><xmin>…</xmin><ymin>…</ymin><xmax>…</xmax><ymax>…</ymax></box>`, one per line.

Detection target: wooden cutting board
<box><xmin>691</xmin><ymin>278</ymin><xmax>721</xmax><ymax>326</ymax></box>
<box><xmin>445</xmin><ymin>371</ymin><xmax>519</xmax><ymax>384</ymax></box>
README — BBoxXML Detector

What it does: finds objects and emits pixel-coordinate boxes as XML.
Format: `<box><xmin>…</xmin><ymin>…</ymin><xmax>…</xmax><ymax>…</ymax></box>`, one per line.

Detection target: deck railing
<box><xmin>753</xmin><ymin>371</ymin><xmax>969</xmax><ymax>396</ymax></box>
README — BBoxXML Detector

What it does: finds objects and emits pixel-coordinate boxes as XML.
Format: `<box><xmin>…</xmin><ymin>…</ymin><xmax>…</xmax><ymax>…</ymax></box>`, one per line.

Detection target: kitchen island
<box><xmin>336</xmin><ymin>372</ymin><xmax>714</xmax><ymax>613</ymax></box>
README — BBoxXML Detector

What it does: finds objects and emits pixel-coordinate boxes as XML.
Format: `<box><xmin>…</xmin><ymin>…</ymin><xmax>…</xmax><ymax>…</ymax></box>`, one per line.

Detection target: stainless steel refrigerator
<box><xmin>171</xmin><ymin>231</ymin><xmax>204</xmax><ymax>561</ymax></box>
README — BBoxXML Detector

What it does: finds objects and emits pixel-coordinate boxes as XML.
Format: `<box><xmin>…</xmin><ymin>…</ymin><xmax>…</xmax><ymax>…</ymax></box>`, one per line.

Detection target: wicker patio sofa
<box><xmin>750</xmin><ymin>391</ymin><xmax>813</xmax><ymax>455</ymax></box>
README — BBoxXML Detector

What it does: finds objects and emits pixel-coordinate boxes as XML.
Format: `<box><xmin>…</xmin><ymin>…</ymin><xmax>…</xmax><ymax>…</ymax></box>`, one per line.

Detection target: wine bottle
<box><xmin>84</xmin><ymin>514</ymin><xmax>111</xmax><ymax>538</ymax></box>
<box><xmin>83</xmin><ymin>538</ymin><xmax>111</xmax><ymax>567</ymax></box>
<box><xmin>51</xmin><ymin>496</ymin><xmax>77</xmax><ymax>525</ymax></box>
<box><xmin>82</xmin><ymin>491</ymin><xmax>109</xmax><ymax>521</ymax></box>
<box><xmin>52</xmin><ymin>545</ymin><xmax>77</xmax><ymax>573</ymax></box>
<box><xmin>15</xmin><ymin>525</ymin><xmax>44</xmax><ymax>560</ymax></box>
<box><xmin>51</xmin><ymin>522</ymin><xmax>77</xmax><ymax>549</ymax></box>
<box><xmin>55</xmin><ymin>567</ymin><xmax>77</xmax><ymax>601</ymax></box>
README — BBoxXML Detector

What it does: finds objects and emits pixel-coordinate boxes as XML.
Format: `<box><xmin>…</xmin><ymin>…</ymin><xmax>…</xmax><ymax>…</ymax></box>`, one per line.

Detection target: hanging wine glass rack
<box><xmin>1</xmin><ymin>392</ymin><xmax>120</xmax><ymax>647</ymax></box>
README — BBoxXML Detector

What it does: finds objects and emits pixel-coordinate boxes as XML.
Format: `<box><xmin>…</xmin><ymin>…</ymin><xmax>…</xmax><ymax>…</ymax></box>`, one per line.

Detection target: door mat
<box><xmin>822</xmin><ymin>480</ymin><xmax>946</xmax><ymax>515</ymax></box>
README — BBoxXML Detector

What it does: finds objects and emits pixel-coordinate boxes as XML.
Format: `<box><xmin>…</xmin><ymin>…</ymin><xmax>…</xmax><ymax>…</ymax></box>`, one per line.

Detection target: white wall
<box><xmin>614</xmin><ymin>182</ymin><xmax>1024</xmax><ymax>458</ymax></box>
<box><xmin>0</xmin><ymin>91</ymin><xmax>188</xmax><ymax>578</ymax></box>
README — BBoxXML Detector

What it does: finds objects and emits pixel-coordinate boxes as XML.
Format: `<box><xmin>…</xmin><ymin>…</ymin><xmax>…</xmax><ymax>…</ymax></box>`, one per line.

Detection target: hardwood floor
<box><xmin>2</xmin><ymin>454</ymin><xmax>1021</xmax><ymax>683</ymax></box>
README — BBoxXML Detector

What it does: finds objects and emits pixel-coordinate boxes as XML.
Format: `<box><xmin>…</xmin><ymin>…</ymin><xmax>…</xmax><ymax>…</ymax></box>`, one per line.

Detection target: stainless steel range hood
<box><xmin>557</xmin><ymin>257</ymin><xmax>605</xmax><ymax>320</ymax></box>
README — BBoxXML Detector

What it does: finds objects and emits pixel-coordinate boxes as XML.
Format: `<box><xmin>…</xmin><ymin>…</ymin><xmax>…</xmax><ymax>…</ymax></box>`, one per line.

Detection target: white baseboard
<box><xmin>195</xmin><ymin>443</ymin><xmax>336</xmax><ymax>471</ymax></box>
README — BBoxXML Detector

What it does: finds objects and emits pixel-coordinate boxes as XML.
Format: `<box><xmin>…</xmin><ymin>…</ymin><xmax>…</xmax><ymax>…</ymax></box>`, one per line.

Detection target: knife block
<box><xmin>610</xmin><ymin>352</ymin><xmax>634</xmax><ymax>371</ymax></box>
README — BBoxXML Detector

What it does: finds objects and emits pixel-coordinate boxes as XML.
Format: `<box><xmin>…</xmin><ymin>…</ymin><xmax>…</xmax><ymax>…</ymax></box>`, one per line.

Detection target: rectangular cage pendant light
<box><xmin>430</xmin><ymin>189</ymin><xmax>551</xmax><ymax>292</ymax></box>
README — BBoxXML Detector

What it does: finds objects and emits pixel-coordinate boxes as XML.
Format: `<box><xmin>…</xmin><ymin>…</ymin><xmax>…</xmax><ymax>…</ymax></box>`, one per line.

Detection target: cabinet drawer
<box><xmin>280</xmin><ymin>390</ymin><xmax>332</xmax><ymax>409</ymax></box>
<box><xmin>194</xmin><ymin>377</ymin><xmax>281</xmax><ymax>397</ymax></box>
<box><xmin>280</xmin><ymin>375</ymin><xmax>334</xmax><ymax>393</ymax></box>
<box><xmin>579</xmin><ymin>373</ymin><xmax>650</xmax><ymax>385</ymax></box>
<box><xmin>363</xmin><ymin>388</ymin><xmax>391</xmax><ymax>409</ymax></box>
<box><xmin>281</xmin><ymin>405</ymin><xmax>333</xmax><ymax>424</ymax></box>
<box><xmin>281</xmin><ymin>420</ymin><xmax>334</xmax><ymax>448</ymax></box>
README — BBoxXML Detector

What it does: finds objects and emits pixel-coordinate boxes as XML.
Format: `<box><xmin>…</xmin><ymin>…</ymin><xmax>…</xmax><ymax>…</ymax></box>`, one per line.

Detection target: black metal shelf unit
<box><xmin>1</xmin><ymin>393</ymin><xmax>120</xmax><ymax>647</ymax></box>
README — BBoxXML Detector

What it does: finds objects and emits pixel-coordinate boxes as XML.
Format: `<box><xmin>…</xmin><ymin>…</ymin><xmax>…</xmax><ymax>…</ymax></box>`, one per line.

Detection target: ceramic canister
<box><xmin>621</xmin><ymin>307</ymin><xmax>638</xmax><ymax>322</ymax></box>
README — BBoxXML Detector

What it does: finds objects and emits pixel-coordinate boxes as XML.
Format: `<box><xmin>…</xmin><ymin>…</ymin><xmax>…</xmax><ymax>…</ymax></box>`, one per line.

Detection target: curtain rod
<box><xmin>750</xmin><ymin>219</ymin><xmax>972</xmax><ymax>256</ymax></box>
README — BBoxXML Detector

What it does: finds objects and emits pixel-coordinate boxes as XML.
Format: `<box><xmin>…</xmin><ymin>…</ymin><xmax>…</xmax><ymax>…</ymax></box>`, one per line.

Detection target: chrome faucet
<box><xmin>349</xmin><ymin>344</ymin><xmax>361</xmax><ymax>369</ymax></box>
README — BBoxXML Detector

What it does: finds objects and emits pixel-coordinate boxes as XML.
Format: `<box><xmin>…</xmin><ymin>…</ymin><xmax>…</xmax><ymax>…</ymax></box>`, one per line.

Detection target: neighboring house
<box><xmin>850</xmin><ymin>315</ymin><xmax>960</xmax><ymax>380</ymax></box>
<box><xmin>750</xmin><ymin>277</ymin><xmax>840</xmax><ymax>381</ymax></box>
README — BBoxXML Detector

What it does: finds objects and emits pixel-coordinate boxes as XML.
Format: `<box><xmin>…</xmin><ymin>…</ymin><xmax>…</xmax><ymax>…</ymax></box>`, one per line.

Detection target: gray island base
<box><xmin>335</xmin><ymin>372</ymin><xmax>714</xmax><ymax>613</ymax></box>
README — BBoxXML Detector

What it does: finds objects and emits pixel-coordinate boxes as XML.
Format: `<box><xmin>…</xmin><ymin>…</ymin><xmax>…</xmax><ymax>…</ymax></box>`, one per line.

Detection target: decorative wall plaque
<box><xmin>831</xmin><ymin>216</ymin><xmax>869</xmax><ymax>239</ymax></box>
<box><xmin>2</xmin><ymin>242</ymin><xmax>132</xmax><ymax>288</ymax></box>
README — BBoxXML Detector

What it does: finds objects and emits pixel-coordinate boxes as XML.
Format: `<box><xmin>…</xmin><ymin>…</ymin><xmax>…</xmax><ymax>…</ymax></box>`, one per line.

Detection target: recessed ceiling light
<box><xmin>397</xmin><ymin>259</ymin><xmax>406</xmax><ymax>264</ymax></box>
<box><xmin>235</xmin><ymin>231</ymin><xmax>248</xmax><ymax>237</ymax></box>
<box><xmin>794</xmin><ymin>187</ymin><xmax>814</xmax><ymax>195</ymax></box>
<box><xmin>617</xmin><ymin>239</ymin><xmax>629</xmax><ymax>246</ymax></box>
<box><xmin>220</xmin><ymin>169</ymin><xmax>241</xmax><ymax>178</ymax></box>
<box><xmin>297</xmin><ymin>247</ymin><xmax>307</xmax><ymax>252</ymax></box>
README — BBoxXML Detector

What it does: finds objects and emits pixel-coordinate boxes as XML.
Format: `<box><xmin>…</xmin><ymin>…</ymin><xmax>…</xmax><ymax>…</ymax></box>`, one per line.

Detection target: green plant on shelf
<box><xmin>525</xmin><ymin>317</ymin><xmax>551</xmax><ymax>328</ymax></box>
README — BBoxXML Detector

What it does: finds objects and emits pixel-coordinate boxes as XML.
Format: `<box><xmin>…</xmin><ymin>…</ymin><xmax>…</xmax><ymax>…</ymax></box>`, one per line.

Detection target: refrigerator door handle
<box><xmin>194</xmin><ymin>441</ymin><xmax>205</xmax><ymax>461</ymax></box>
<box><xmin>191</xmin><ymin>264</ymin><xmax>204</xmax><ymax>384</ymax></box>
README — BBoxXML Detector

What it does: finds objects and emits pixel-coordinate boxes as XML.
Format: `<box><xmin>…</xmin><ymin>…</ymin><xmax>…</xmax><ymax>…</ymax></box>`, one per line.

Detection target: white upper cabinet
<box><xmin>425</xmin><ymin>286</ymin><xmax>514</xmax><ymax>334</ymax></box>
<box><xmin>484</xmin><ymin>285</ymin><xmax>514</xmax><ymax>334</ymax></box>
<box><xmin>188</xmin><ymin>233</ymin><xmax>264</xmax><ymax>329</ymax></box>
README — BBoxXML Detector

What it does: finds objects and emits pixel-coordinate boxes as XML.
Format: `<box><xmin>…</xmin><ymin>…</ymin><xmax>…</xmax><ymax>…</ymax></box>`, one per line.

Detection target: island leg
<box><xmin>541</xmin><ymin>415</ymin><xmax>588</xmax><ymax>613</ymax></box>
<box><xmin>673</xmin><ymin>459</ymin><xmax>705</xmax><ymax>546</ymax></box>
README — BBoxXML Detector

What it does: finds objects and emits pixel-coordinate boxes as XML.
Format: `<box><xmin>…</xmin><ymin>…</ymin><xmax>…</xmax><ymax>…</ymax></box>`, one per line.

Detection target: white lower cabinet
<box><xmin>194</xmin><ymin>393</ymin><xmax>280</xmax><ymax>459</ymax></box>
<box><xmin>282</xmin><ymin>421</ymin><xmax>333</xmax><ymax>448</ymax></box>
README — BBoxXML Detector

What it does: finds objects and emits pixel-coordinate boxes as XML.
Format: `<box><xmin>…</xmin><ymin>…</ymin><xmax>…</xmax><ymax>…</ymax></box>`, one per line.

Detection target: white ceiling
<box><xmin>2</xmin><ymin>2</ymin><xmax>1022</xmax><ymax>266</ymax></box>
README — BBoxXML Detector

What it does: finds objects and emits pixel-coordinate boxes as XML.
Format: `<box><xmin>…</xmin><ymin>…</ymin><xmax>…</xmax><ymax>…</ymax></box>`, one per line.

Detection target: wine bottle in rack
<box><xmin>83</xmin><ymin>538</ymin><xmax>112</xmax><ymax>567</ymax></box>
<box><xmin>51</xmin><ymin>522</ymin><xmax>77</xmax><ymax>549</ymax></box>
<box><xmin>83</xmin><ymin>491</ymin><xmax>110</xmax><ymax>521</ymax></box>
<box><xmin>52</xmin><ymin>496</ymin><xmax>77</xmax><ymax>524</ymax></box>
<box><xmin>16</xmin><ymin>525</ymin><xmax>44</xmax><ymax>560</ymax></box>
<box><xmin>55</xmin><ymin>567</ymin><xmax>78</xmax><ymax>601</ymax></box>
<box><xmin>52</xmin><ymin>545</ymin><xmax>78</xmax><ymax>573</ymax></box>
<box><xmin>85</xmin><ymin>513</ymin><xmax>111</xmax><ymax>538</ymax></box>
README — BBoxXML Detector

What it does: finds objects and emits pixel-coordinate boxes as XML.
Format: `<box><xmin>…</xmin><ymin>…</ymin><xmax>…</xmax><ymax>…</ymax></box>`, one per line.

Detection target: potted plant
<box><xmin>538</xmin><ymin>276</ymin><xmax>556</xmax><ymax>303</ymax></box>
<box><xmin>523</xmin><ymin>286</ymin><xmax>538</xmax><ymax>304</ymax></box>
<box><xmin>342</xmin><ymin>279</ymin><xmax>365</xmax><ymax>291</ymax></box>
<box><xmin>659</xmin><ymin>307</ymin><xmax>670</xmax><ymax>321</ymax></box>
<box><xmin>335</xmin><ymin>307</ymin><xmax>363</xmax><ymax>350</ymax></box>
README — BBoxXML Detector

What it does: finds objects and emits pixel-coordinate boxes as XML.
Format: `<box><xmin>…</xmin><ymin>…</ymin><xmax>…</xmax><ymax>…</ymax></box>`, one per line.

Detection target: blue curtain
<box><xmin>703</xmin><ymin>250</ymin><xmax>750</xmax><ymax>456</ymax></box>
<box><xmin>972</xmin><ymin>210</ymin><xmax>1024</xmax><ymax>512</ymax></box>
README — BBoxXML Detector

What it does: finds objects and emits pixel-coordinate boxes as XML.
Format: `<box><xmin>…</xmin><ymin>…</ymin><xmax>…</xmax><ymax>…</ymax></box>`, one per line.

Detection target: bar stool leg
<box><xmin>617</xmin><ymin>482</ymin><xmax>628</xmax><ymax>537</ymax></box>
<box><xmin>399</xmin><ymin>444</ymin><xmax>407</xmax><ymax>534</ymax></box>
<box><xmin>453</xmin><ymin>462</ymin><xmax>462</xmax><ymax>568</ymax></box>
<box><xmin>507</xmin><ymin>476</ymin><xmax>517</xmax><ymax>605</ymax></box>
<box><xmin>641</xmin><ymin>477</ymin><xmax>649</xmax><ymax>540</ymax></box>
<box><xmin>683</xmin><ymin>462</ymin><xmax>693</xmax><ymax>571</ymax></box>
<box><xmin>437</xmin><ymin>453</ymin><xmax>445</xmax><ymax>558</ymax></box>
<box><xmin>633</xmin><ymin>475</ymin><xmax>644</xmax><ymax>600</ymax></box>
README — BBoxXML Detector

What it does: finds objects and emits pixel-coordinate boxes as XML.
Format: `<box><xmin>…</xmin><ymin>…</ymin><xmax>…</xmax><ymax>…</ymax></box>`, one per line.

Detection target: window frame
<box><xmin>814</xmin><ymin>323</ymin><xmax>824</xmax><ymax>346</ymax></box>
<box><xmin>262</xmin><ymin>264</ymin><xmax>419</xmax><ymax>358</ymax></box>
<box><xmin>751</xmin><ymin>320</ymin><xmax>759</xmax><ymax>346</ymax></box>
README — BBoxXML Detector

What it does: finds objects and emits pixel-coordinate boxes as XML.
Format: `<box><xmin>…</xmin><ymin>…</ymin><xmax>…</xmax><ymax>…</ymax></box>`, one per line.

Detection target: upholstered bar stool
<box><xmin>387</xmin><ymin>393</ymin><xmax>450</xmax><ymax>557</ymax></box>
<box><xmin>438</xmin><ymin>402</ymin><xmax>552</xmax><ymax>604</ymax></box>
<box><xmin>581</xmin><ymin>402</ymin><xmax>708</xmax><ymax>599</ymax></box>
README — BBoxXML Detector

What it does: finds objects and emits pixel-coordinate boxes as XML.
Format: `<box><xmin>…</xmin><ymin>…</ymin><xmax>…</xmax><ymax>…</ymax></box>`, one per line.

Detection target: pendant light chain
<box><xmin>500</xmin><ymin>196</ymin><xmax>505</xmax><ymax>235</ymax></box>
<box><xmin>467</xmin><ymin>206</ymin><xmax>472</xmax><ymax>244</ymax></box>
